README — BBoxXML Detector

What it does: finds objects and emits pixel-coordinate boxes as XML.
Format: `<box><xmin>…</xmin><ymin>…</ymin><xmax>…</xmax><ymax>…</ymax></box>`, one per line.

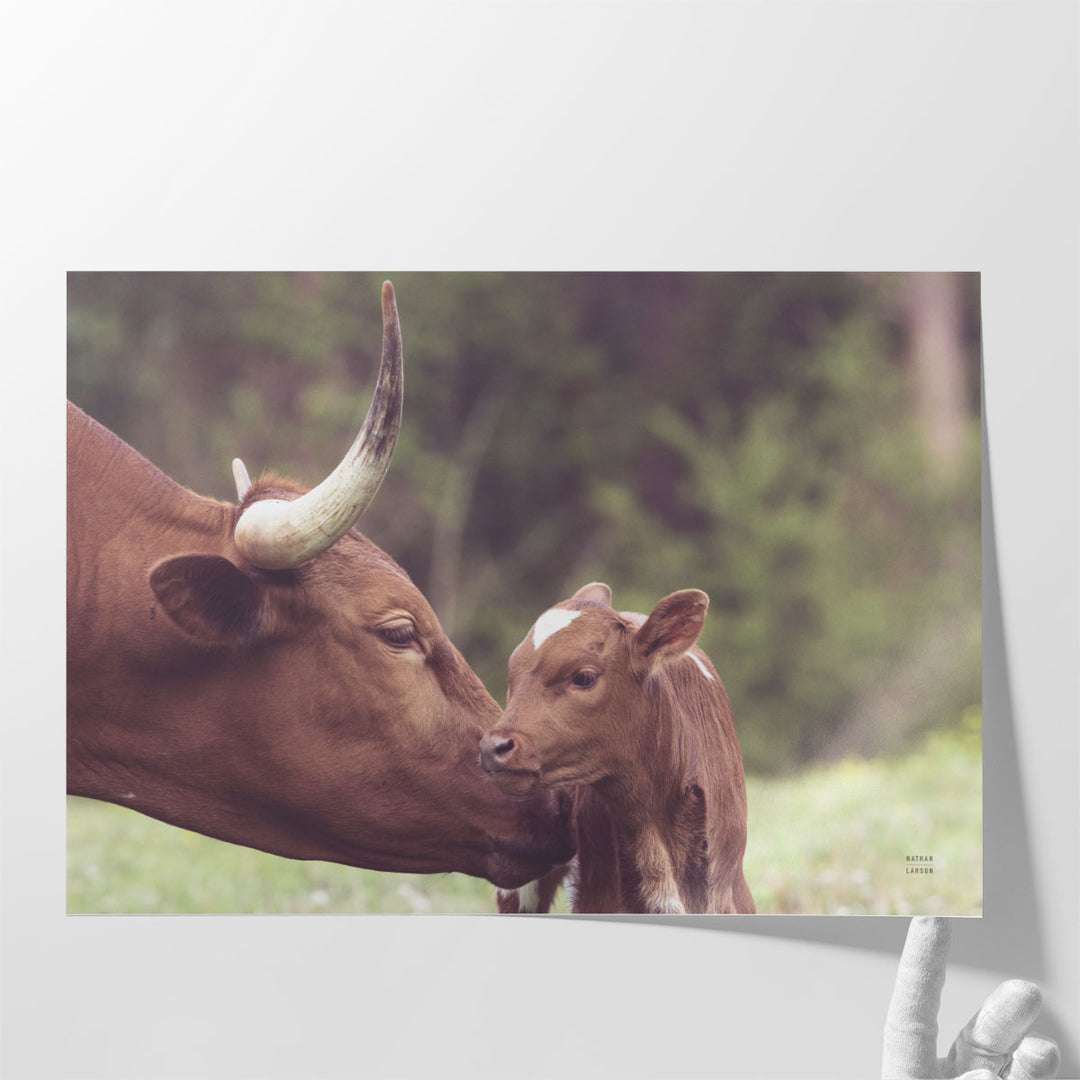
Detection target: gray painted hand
<box><xmin>882</xmin><ymin>917</ymin><xmax>1059</xmax><ymax>1079</ymax></box>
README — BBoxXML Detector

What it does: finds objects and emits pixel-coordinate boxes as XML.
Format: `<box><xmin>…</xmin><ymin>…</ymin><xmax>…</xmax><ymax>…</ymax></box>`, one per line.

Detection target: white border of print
<box><xmin>2</xmin><ymin>3</ymin><xmax>1076</xmax><ymax>1077</ymax></box>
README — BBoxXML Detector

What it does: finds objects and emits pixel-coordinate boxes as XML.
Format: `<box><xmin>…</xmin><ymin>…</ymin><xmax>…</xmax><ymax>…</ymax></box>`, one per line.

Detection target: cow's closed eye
<box><xmin>572</xmin><ymin>670</ymin><xmax>598</xmax><ymax>689</ymax></box>
<box><xmin>379</xmin><ymin>622</ymin><xmax>418</xmax><ymax>647</ymax></box>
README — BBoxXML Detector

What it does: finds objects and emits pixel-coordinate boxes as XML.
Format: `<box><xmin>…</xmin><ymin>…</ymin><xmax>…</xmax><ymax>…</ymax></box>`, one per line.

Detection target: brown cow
<box><xmin>67</xmin><ymin>282</ymin><xmax>572</xmax><ymax>891</ymax></box>
<box><xmin>479</xmin><ymin>582</ymin><xmax>754</xmax><ymax>913</ymax></box>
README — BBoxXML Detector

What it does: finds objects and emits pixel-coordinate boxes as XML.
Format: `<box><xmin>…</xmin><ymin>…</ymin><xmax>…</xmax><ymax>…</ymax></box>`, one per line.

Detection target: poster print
<box><xmin>67</xmin><ymin>271</ymin><xmax>982</xmax><ymax>915</ymax></box>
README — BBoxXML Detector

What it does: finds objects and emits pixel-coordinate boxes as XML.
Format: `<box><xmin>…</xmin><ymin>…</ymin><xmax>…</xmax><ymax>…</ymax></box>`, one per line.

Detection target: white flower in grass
<box><xmin>396</xmin><ymin>882</ymin><xmax>432</xmax><ymax>912</ymax></box>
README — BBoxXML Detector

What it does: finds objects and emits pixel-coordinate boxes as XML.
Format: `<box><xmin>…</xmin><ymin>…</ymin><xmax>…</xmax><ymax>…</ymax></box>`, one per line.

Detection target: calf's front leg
<box><xmin>635</xmin><ymin>825</ymin><xmax>686</xmax><ymax>914</ymax></box>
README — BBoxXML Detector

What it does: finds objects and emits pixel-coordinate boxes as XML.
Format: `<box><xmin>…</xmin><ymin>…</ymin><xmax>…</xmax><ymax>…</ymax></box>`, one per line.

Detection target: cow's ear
<box><xmin>633</xmin><ymin>589</ymin><xmax>709</xmax><ymax>674</ymax></box>
<box><xmin>149</xmin><ymin>554</ymin><xmax>263</xmax><ymax>645</ymax></box>
<box><xmin>572</xmin><ymin>582</ymin><xmax>612</xmax><ymax>606</ymax></box>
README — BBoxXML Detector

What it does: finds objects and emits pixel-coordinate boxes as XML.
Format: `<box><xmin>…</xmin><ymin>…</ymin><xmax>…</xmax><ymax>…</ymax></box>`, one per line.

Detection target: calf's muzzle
<box><xmin>479</xmin><ymin>731</ymin><xmax>519</xmax><ymax>772</ymax></box>
<box><xmin>479</xmin><ymin>729</ymin><xmax>541</xmax><ymax>795</ymax></box>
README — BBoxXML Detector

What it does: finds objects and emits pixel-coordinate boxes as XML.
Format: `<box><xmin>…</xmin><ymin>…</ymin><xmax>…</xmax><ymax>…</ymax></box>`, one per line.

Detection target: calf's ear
<box><xmin>149</xmin><ymin>554</ymin><xmax>264</xmax><ymax>645</ymax></box>
<box><xmin>634</xmin><ymin>589</ymin><xmax>709</xmax><ymax>674</ymax></box>
<box><xmin>573</xmin><ymin>582</ymin><xmax>613</xmax><ymax>606</ymax></box>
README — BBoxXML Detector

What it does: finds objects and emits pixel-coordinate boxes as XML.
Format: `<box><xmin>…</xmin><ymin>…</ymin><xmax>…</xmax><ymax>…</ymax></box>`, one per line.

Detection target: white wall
<box><xmin>2</xmin><ymin>3</ymin><xmax>1076</xmax><ymax>1077</ymax></box>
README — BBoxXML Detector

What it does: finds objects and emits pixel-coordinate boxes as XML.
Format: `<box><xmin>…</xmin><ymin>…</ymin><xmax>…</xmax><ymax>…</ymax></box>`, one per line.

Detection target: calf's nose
<box><xmin>480</xmin><ymin>731</ymin><xmax>518</xmax><ymax>773</ymax></box>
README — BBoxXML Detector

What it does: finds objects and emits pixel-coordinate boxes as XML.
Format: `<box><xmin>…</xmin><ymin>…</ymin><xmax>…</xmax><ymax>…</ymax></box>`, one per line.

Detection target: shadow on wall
<box><xmin>562</xmin><ymin>405</ymin><xmax>1076</xmax><ymax>1073</ymax></box>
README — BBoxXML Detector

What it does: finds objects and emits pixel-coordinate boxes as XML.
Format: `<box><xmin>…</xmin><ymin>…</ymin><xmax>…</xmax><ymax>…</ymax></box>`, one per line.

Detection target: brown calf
<box><xmin>480</xmin><ymin>583</ymin><xmax>755</xmax><ymax>913</ymax></box>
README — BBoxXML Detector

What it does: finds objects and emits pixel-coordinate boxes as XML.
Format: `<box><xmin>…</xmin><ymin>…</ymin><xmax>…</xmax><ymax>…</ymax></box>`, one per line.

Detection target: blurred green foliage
<box><xmin>67</xmin><ymin>271</ymin><xmax>980</xmax><ymax>774</ymax></box>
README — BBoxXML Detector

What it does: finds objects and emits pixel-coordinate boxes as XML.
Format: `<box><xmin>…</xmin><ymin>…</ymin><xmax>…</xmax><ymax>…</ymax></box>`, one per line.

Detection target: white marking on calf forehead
<box><xmin>531</xmin><ymin>607</ymin><xmax>583</xmax><ymax>650</ymax></box>
<box><xmin>686</xmin><ymin>652</ymin><xmax>715</xmax><ymax>681</ymax></box>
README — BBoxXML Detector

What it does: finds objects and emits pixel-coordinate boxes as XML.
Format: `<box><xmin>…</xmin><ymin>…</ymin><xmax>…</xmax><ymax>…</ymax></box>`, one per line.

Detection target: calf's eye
<box><xmin>572</xmin><ymin>670</ymin><xmax>597</xmax><ymax>689</ymax></box>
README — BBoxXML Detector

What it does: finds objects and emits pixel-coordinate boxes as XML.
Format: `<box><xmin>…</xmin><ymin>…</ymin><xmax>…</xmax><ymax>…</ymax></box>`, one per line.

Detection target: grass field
<box><xmin>67</xmin><ymin>720</ymin><xmax>981</xmax><ymax>916</ymax></box>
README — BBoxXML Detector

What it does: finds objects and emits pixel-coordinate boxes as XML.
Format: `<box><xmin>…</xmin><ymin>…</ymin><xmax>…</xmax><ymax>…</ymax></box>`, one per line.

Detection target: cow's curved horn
<box><xmin>233</xmin><ymin>281</ymin><xmax>404</xmax><ymax>570</ymax></box>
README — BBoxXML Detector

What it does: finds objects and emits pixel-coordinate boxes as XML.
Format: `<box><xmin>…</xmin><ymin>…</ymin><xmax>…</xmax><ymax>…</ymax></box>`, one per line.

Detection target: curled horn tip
<box><xmin>233</xmin><ymin>280</ymin><xmax>403</xmax><ymax>569</ymax></box>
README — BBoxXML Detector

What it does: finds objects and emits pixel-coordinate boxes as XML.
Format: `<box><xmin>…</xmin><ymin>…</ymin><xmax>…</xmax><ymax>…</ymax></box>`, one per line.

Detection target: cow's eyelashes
<box><xmin>379</xmin><ymin>622</ymin><xmax>417</xmax><ymax>647</ymax></box>
<box><xmin>571</xmin><ymin>670</ymin><xmax>598</xmax><ymax>689</ymax></box>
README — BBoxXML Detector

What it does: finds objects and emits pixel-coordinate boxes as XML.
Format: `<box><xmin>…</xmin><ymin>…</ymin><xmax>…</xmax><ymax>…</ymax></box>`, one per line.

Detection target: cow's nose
<box><xmin>479</xmin><ymin>732</ymin><xmax>517</xmax><ymax>773</ymax></box>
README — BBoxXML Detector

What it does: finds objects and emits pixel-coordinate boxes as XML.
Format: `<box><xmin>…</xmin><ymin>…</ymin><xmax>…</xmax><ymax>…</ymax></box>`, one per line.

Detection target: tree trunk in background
<box><xmin>428</xmin><ymin>383</ymin><xmax>510</xmax><ymax>635</ymax></box>
<box><xmin>904</xmin><ymin>272</ymin><xmax>970</xmax><ymax>479</ymax></box>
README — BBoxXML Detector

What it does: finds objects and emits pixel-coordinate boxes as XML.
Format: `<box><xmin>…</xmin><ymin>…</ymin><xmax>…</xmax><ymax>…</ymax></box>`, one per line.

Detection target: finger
<box><xmin>883</xmin><ymin>917</ymin><xmax>952</xmax><ymax>1078</ymax></box>
<box><xmin>946</xmin><ymin>980</ymin><xmax>1043</xmax><ymax>1076</ymax></box>
<box><xmin>1002</xmin><ymin>1034</ymin><xmax>1061</xmax><ymax>1080</ymax></box>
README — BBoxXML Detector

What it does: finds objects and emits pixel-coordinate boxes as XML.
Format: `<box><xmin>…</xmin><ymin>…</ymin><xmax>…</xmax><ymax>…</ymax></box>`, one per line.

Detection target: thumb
<box><xmin>944</xmin><ymin>980</ymin><xmax>1043</xmax><ymax>1077</ymax></box>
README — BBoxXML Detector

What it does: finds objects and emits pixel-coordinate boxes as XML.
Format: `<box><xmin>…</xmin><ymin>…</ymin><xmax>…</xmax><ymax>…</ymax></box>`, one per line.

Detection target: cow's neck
<box><xmin>67</xmin><ymin>404</ymin><xmax>235</xmax><ymax>805</ymax></box>
<box><xmin>67</xmin><ymin>404</ymin><xmax>233</xmax><ymax>560</ymax></box>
